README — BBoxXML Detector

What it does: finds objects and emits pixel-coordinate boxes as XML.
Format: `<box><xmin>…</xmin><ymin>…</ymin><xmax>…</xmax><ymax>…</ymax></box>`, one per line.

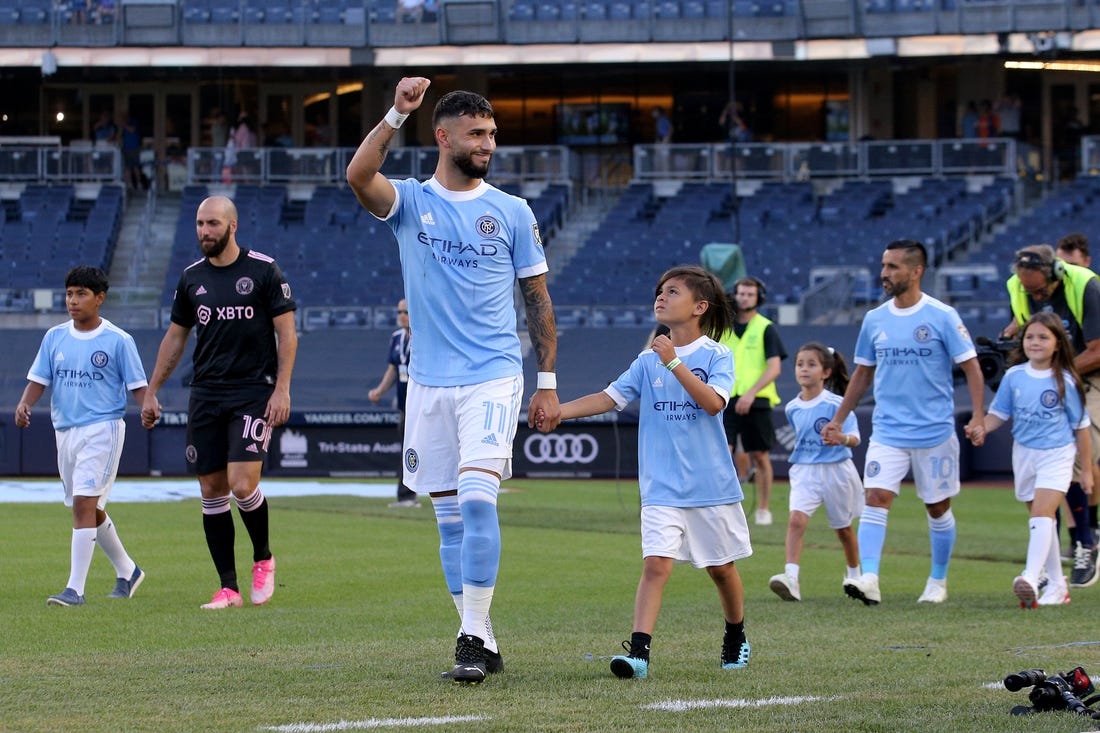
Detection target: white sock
<box><xmin>784</xmin><ymin>563</ymin><xmax>800</xmax><ymax>581</ymax></box>
<box><xmin>847</xmin><ymin>565</ymin><xmax>861</xmax><ymax>580</ymax></box>
<box><xmin>1044</xmin><ymin>518</ymin><xmax>1064</xmax><ymax>584</ymax></box>
<box><xmin>451</xmin><ymin>592</ymin><xmax>463</xmax><ymax>618</ymax></box>
<box><xmin>461</xmin><ymin>584</ymin><xmax>495</xmax><ymax>650</ymax></box>
<box><xmin>67</xmin><ymin>528</ymin><xmax>97</xmax><ymax>594</ymax></box>
<box><xmin>96</xmin><ymin>514</ymin><xmax>136</xmax><ymax>579</ymax></box>
<box><xmin>1024</xmin><ymin>516</ymin><xmax>1054</xmax><ymax>583</ymax></box>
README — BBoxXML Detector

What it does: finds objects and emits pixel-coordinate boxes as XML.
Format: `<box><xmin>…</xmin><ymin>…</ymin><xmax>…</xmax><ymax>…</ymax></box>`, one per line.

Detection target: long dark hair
<box><xmin>797</xmin><ymin>341</ymin><xmax>850</xmax><ymax>395</ymax></box>
<box><xmin>654</xmin><ymin>265</ymin><xmax>733</xmax><ymax>341</ymax></box>
<box><xmin>1019</xmin><ymin>312</ymin><xmax>1085</xmax><ymax>410</ymax></box>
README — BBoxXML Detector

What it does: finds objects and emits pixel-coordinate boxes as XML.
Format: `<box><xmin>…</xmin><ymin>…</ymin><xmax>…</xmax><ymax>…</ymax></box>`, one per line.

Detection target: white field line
<box><xmin>643</xmin><ymin>695</ymin><xmax>838</xmax><ymax>712</ymax></box>
<box><xmin>261</xmin><ymin>715</ymin><xmax>490</xmax><ymax>732</ymax></box>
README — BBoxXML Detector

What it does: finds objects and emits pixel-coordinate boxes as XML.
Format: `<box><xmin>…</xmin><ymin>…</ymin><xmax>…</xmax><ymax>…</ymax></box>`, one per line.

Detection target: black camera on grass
<box><xmin>1004</xmin><ymin>666</ymin><xmax>1100</xmax><ymax>719</ymax></box>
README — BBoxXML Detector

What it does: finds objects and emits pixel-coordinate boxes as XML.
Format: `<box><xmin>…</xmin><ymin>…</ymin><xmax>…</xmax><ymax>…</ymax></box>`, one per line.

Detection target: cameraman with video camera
<box><xmin>1003</xmin><ymin>243</ymin><xmax>1100</xmax><ymax>588</ymax></box>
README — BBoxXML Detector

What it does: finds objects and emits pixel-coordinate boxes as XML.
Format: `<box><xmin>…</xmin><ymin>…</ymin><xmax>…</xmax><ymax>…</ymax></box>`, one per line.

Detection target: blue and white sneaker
<box><xmin>47</xmin><ymin>587</ymin><xmax>85</xmax><ymax>607</ymax></box>
<box><xmin>108</xmin><ymin>566</ymin><xmax>145</xmax><ymax>599</ymax></box>
<box><xmin>721</xmin><ymin>637</ymin><xmax>750</xmax><ymax>669</ymax></box>
<box><xmin>610</xmin><ymin>641</ymin><xmax>649</xmax><ymax>679</ymax></box>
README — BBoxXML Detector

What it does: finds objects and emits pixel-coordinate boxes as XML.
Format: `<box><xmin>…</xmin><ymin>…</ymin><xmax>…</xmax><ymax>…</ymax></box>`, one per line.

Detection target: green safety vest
<box><xmin>1007</xmin><ymin>260</ymin><xmax>1098</xmax><ymax>328</ymax></box>
<box><xmin>719</xmin><ymin>313</ymin><xmax>780</xmax><ymax>406</ymax></box>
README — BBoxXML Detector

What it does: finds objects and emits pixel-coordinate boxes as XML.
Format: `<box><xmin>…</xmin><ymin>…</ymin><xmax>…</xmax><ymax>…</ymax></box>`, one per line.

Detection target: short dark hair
<box><xmin>432</xmin><ymin>91</ymin><xmax>494</xmax><ymax>127</ymax></box>
<box><xmin>1057</xmin><ymin>232</ymin><xmax>1089</xmax><ymax>257</ymax></box>
<box><xmin>65</xmin><ymin>265</ymin><xmax>109</xmax><ymax>294</ymax></box>
<box><xmin>886</xmin><ymin>239</ymin><xmax>927</xmax><ymax>269</ymax></box>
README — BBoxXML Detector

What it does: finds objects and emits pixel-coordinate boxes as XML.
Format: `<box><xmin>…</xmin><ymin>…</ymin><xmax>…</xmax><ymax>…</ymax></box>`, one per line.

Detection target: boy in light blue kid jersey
<box><xmin>824</xmin><ymin>240</ymin><xmax>985</xmax><ymax>606</ymax></box>
<box><xmin>16</xmin><ymin>266</ymin><xmax>148</xmax><ymax>607</ymax></box>
<box><xmin>347</xmin><ymin>77</ymin><xmax>560</xmax><ymax>684</ymax></box>
<box><xmin>969</xmin><ymin>313</ymin><xmax>1091</xmax><ymax>608</ymax></box>
<box><xmin>548</xmin><ymin>265</ymin><xmax>751</xmax><ymax>680</ymax></box>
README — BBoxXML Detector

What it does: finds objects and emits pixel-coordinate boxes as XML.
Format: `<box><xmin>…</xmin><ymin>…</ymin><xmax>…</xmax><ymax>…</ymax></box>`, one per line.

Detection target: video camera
<box><xmin>969</xmin><ymin>336</ymin><xmax>1018</xmax><ymax>391</ymax></box>
<box><xmin>1004</xmin><ymin>667</ymin><xmax>1100</xmax><ymax>719</ymax></box>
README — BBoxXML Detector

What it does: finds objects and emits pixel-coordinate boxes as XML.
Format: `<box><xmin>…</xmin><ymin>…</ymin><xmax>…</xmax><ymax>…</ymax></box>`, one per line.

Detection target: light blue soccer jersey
<box><xmin>854</xmin><ymin>293</ymin><xmax>977</xmax><ymax>448</ymax></box>
<box><xmin>26</xmin><ymin>318</ymin><xmax>148</xmax><ymax>431</ymax></box>
<box><xmin>604</xmin><ymin>336</ymin><xmax>743</xmax><ymax>508</ymax></box>
<box><xmin>989</xmin><ymin>364</ymin><xmax>1088</xmax><ymax>450</ymax></box>
<box><xmin>380</xmin><ymin>177</ymin><xmax>548</xmax><ymax>387</ymax></box>
<box><xmin>786</xmin><ymin>390</ymin><xmax>861</xmax><ymax>465</ymax></box>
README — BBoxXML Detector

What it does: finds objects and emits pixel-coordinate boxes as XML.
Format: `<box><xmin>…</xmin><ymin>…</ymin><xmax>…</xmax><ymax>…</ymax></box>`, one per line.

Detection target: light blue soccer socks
<box><xmin>857</xmin><ymin>506</ymin><xmax>889</xmax><ymax>576</ymax></box>
<box><xmin>431</xmin><ymin>493</ymin><xmax>464</xmax><ymax>595</ymax></box>
<box><xmin>928</xmin><ymin>509</ymin><xmax>956</xmax><ymax>580</ymax></box>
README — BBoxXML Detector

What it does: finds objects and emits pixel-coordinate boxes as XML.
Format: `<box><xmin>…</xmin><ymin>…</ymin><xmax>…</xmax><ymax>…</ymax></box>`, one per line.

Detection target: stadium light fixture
<box><xmin>1005</xmin><ymin>60</ymin><xmax>1100</xmax><ymax>73</ymax></box>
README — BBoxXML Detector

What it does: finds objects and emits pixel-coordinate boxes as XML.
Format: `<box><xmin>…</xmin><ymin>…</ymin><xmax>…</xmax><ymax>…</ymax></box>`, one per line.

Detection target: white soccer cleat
<box><xmin>843</xmin><ymin>573</ymin><xmax>881</xmax><ymax>606</ymax></box>
<box><xmin>768</xmin><ymin>573</ymin><xmax>801</xmax><ymax>601</ymax></box>
<box><xmin>917</xmin><ymin>577</ymin><xmax>947</xmax><ymax>604</ymax></box>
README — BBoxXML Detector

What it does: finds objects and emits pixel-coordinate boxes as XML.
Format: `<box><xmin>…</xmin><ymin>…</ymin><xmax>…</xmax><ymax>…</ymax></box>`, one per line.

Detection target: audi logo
<box><xmin>523</xmin><ymin>433</ymin><xmax>599</xmax><ymax>464</ymax></box>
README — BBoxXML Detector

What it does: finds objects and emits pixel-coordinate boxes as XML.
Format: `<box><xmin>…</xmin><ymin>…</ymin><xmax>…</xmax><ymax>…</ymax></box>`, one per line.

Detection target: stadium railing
<box><xmin>634</xmin><ymin>137</ymin><xmax>1018</xmax><ymax>180</ymax></box>
<box><xmin>1</xmin><ymin>0</ymin><xmax>1098</xmax><ymax>48</ymax></box>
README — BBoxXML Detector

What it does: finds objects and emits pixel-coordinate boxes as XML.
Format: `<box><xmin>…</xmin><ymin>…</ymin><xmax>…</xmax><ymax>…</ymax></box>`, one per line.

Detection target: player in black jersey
<box><xmin>141</xmin><ymin>195</ymin><xmax>298</xmax><ymax>609</ymax></box>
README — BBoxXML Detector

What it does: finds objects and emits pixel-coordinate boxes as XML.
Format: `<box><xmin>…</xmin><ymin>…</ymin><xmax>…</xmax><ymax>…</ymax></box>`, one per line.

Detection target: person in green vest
<box><xmin>720</xmin><ymin>277</ymin><xmax>787</xmax><ymax>526</ymax></box>
<box><xmin>1004</xmin><ymin>243</ymin><xmax>1100</xmax><ymax>589</ymax></box>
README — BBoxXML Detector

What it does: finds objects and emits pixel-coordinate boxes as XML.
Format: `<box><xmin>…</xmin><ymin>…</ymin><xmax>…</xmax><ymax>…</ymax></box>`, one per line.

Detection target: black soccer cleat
<box><xmin>440</xmin><ymin>645</ymin><xmax>504</xmax><ymax>680</ymax></box>
<box><xmin>447</xmin><ymin>634</ymin><xmax>488</xmax><ymax>685</ymax></box>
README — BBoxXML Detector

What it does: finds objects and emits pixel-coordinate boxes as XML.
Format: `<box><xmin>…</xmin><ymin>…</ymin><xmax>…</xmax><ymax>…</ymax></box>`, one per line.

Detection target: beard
<box><xmin>453</xmin><ymin>149</ymin><xmax>490</xmax><ymax>179</ymax></box>
<box><xmin>882</xmin><ymin>277</ymin><xmax>910</xmax><ymax>298</ymax></box>
<box><xmin>200</xmin><ymin>229</ymin><xmax>231</xmax><ymax>259</ymax></box>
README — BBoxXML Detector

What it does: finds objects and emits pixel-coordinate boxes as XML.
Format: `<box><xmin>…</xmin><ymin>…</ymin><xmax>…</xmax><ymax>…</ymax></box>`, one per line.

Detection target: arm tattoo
<box><xmin>520</xmin><ymin>275</ymin><xmax>557</xmax><ymax>372</ymax></box>
<box><xmin>365</xmin><ymin>126</ymin><xmax>389</xmax><ymax>167</ymax></box>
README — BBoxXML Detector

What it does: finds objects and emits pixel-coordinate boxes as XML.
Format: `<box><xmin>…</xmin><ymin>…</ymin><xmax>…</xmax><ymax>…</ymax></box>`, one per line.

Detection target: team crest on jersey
<box><xmin>866</xmin><ymin>460</ymin><xmax>881</xmax><ymax>478</ymax></box>
<box><xmin>405</xmin><ymin>448</ymin><xmax>419</xmax><ymax>473</ymax></box>
<box><xmin>691</xmin><ymin>368</ymin><xmax>708</xmax><ymax>383</ymax></box>
<box><xmin>185</xmin><ymin>444</ymin><xmax>198</xmax><ymax>464</ymax></box>
<box><xmin>913</xmin><ymin>324</ymin><xmax>931</xmax><ymax>343</ymax></box>
<box><xmin>90</xmin><ymin>350</ymin><xmax>109</xmax><ymax>368</ymax></box>
<box><xmin>814</xmin><ymin>417</ymin><xmax>830</xmax><ymax>434</ymax></box>
<box><xmin>1041</xmin><ymin>389</ymin><xmax>1060</xmax><ymax>408</ymax></box>
<box><xmin>236</xmin><ymin>277</ymin><xmax>255</xmax><ymax>295</ymax></box>
<box><xmin>476</xmin><ymin>215</ymin><xmax>500</xmax><ymax>238</ymax></box>
<box><xmin>197</xmin><ymin>304</ymin><xmax>212</xmax><ymax>325</ymax></box>
<box><xmin>956</xmin><ymin>322</ymin><xmax>971</xmax><ymax>343</ymax></box>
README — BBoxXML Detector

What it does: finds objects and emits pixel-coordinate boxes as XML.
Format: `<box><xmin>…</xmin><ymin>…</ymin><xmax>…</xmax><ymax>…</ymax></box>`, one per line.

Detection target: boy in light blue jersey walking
<box><xmin>17</xmin><ymin>266</ymin><xmax>148</xmax><ymax>607</ymax></box>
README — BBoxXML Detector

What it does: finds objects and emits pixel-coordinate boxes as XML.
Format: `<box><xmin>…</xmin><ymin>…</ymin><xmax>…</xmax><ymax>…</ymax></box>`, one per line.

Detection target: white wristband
<box><xmin>384</xmin><ymin>106</ymin><xmax>409</xmax><ymax>129</ymax></box>
<box><xmin>537</xmin><ymin>372</ymin><xmax>557</xmax><ymax>390</ymax></box>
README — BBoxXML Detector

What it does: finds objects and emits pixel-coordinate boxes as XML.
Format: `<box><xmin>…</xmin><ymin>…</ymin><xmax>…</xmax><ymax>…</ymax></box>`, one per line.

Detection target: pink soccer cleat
<box><xmin>201</xmin><ymin>587</ymin><xmax>243</xmax><ymax>610</ymax></box>
<box><xmin>251</xmin><ymin>556</ymin><xmax>276</xmax><ymax>605</ymax></box>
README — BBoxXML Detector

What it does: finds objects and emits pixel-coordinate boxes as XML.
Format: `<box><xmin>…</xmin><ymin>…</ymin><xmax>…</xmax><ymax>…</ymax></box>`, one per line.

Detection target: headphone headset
<box><xmin>1015</xmin><ymin>249</ymin><xmax>1065</xmax><ymax>282</ymax></box>
<box><xmin>737</xmin><ymin>276</ymin><xmax>767</xmax><ymax>306</ymax></box>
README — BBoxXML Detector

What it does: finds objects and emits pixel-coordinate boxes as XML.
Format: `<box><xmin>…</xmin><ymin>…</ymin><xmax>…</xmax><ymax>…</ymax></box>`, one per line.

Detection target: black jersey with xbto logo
<box><xmin>171</xmin><ymin>248</ymin><xmax>297</xmax><ymax>397</ymax></box>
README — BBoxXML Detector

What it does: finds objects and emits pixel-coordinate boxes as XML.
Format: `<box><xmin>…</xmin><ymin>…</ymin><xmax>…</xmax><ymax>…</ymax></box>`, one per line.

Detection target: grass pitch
<box><xmin>1</xmin><ymin>477</ymin><xmax>1098</xmax><ymax>732</ymax></box>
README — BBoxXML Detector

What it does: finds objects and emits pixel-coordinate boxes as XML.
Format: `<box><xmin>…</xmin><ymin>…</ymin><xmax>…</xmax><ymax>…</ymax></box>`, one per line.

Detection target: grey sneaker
<box><xmin>108</xmin><ymin>566</ymin><xmax>145</xmax><ymax>599</ymax></box>
<box><xmin>47</xmin><ymin>587</ymin><xmax>85</xmax><ymax>607</ymax></box>
<box><xmin>1069</xmin><ymin>542</ymin><xmax>1099</xmax><ymax>587</ymax></box>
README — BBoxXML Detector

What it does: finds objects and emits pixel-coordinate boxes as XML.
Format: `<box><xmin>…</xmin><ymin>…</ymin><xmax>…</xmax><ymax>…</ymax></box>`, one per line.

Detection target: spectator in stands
<box><xmin>960</xmin><ymin>101</ymin><xmax>979</xmax><ymax>138</ymax></box>
<box><xmin>93</xmin><ymin>110</ymin><xmax>117</xmax><ymax>146</ymax></box>
<box><xmin>17</xmin><ymin>265</ymin><xmax>147</xmax><ymax>607</ymax></box>
<box><xmin>547</xmin><ymin>265</ymin><xmax>750</xmax><ymax>678</ymax></box>
<box><xmin>368</xmin><ymin>298</ymin><xmax>418</xmax><ymax>508</ymax></box>
<box><xmin>977</xmin><ymin>99</ymin><xmax>999</xmax><ymax>139</ymax></box>
<box><xmin>207</xmin><ymin>108</ymin><xmax>229</xmax><ymax>149</ymax></box>
<box><xmin>308</xmin><ymin>112</ymin><xmax>332</xmax><ymax>147</ymax></box>
<box><xmin>230</xmin><ymin>111</ymin><xmax>258</xmax><ymax>180</ymax></box>
<box><xmin>1002</xmin><ymin>244</ymin><xmax>1100</xmax><ymax>589</ymax></box>
<box><xmin>997</xmin><ymin>94</ymin><xmax>1022</xmax><ymax>141</ymax></box>
<box><xmin>95</xmin><ymin>0</ymin><xmax>116</xmax><ymax>23</ymax></box>
<box><xmin>720</xmin><ymin>277</ymin><xmax>786</xmax><ymax>526</ymax></box>
<box><xmin>719</xmin><ymin>100</ymin><xmax>752</xmax><ymax>143</ymax></box>
<box><xmin>119</xmin><ymin>111</ymin><xmax>143</xmax><ymax>191</ymax></box>
<box><xmin>1058</xmin><ymin>233</ymin><xmax>1092</xmax><ymax>270</ymax></box>
<box><xmin>824</xmin><ymin>240</ymin><xmax>985</xmax><ymax>606</ymax></box>
<box><xmin>652</xmin><ymin>106</ymin><xmax>672</xmax><ymax>144</ymax></box>
<box><xmin>345</xmin><ymin>77</ymin><xmax>560</xmax><ymax>684</ymax></box>
<box><xmin>141</xmin><ymin>196</ymin><xmax>298</xmax><ymax>610</ymax></box>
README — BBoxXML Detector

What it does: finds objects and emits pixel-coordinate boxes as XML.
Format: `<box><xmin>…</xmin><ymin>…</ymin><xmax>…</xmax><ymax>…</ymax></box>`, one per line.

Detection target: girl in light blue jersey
<box><xmin>550</xmin><ymin>265</ymin><xmax>751</xmax><ymax>679</ymax></box>
<box><xmin>968</xmin><ymin>313</ymin><xmax>1091</xmax><ymax>608</ymax></box>
<box><xmin>769</xmin><ymin>343</ymin><xmax>864</xmax><ymax>602</ymax></box>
